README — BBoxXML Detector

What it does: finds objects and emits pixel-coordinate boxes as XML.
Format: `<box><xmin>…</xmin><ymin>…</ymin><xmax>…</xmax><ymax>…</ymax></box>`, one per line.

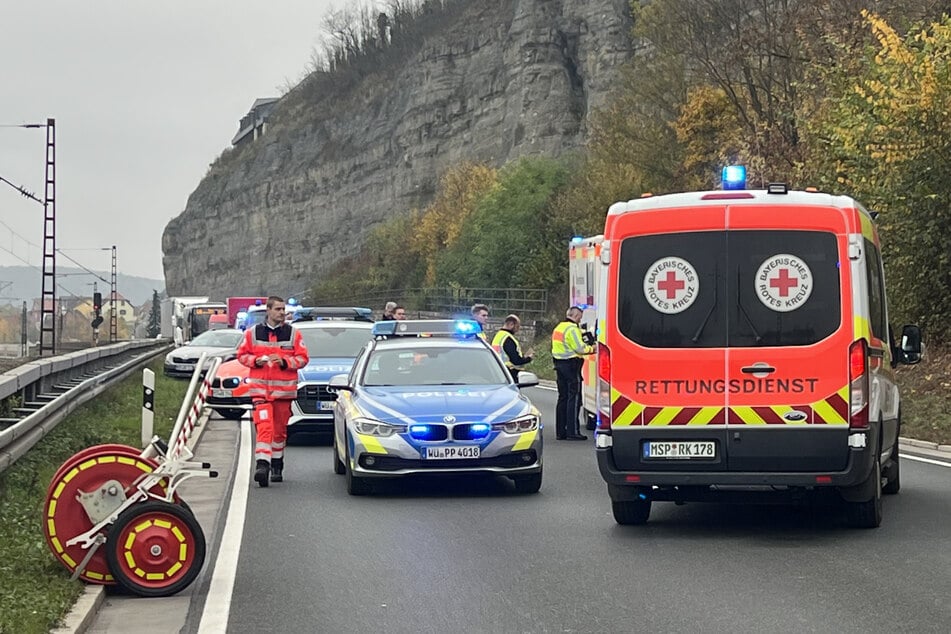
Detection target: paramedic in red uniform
<box><xmin>551</xmin><ymin>306</ymin><xmax>594</xmax><ymax>440</ymax></box>
<box><xmin>237</xmin><ymin>296</ymin><xmax>309</xmax><ymax>487</ymax></box>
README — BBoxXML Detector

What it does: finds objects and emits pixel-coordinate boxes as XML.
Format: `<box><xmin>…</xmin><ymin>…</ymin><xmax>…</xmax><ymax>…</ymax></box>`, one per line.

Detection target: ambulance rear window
<box><xmin>617</xmin><ymin>230</ymin><xmax>841</xmax><ymax>348</ymax></box>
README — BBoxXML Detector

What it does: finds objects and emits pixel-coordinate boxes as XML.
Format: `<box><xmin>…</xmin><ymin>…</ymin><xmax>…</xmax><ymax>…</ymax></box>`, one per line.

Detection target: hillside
<box><xmin>0</xmin><ymin>266</ymin><xmax>163</xmax><ymax>306</ymax></box>
<box><xmin>162</xmin><ymin>0</ymin><xmax>634</xmax><ymax>296</ymax></box>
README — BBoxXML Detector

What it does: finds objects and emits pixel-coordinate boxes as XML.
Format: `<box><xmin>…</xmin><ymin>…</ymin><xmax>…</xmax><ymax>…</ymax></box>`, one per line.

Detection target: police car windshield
<box><xmin>363</xmin><ymin>347</ymin><xmax>509</xmax><ymax>387</ymax></box>
<box><xmin>299</xmin><ymin>326</ymin><xmax>374</xmax><ymax>358</ymax></box>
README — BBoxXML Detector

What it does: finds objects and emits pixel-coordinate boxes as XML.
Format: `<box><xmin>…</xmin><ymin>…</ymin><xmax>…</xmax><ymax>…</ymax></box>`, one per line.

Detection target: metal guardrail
<box><xmin>0</xmin><ymin>339</ymin><xmax>172</xmax><ymax>474</ymax></box>
<box><xmin>316</xmin><ymin>287</ymin><xmax>550</xmax><ymax>322</ymax></box>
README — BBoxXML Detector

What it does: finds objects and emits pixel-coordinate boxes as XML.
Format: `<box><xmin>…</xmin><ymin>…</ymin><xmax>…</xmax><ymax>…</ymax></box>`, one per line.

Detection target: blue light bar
<box><xmin>371</xmin><ymin>319</ymin><xmax>482</xmax><ymax>338</ymax></box>
<box><xmin>722</xmin><ymin>165</ymin><xmax>747</xmax><ymax>190</ymax></box>
<box><xmin>570</xmin><ymin>235</ymin><xmax>584</xmax><ymax>244</ymax></box>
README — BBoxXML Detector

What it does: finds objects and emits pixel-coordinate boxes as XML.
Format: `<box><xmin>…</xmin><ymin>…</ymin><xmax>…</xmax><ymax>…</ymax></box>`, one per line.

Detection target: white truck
<box><xmin>568</xmin><ymin>235</ymin><xmax>604</xmax><ymax>430</ymax></box>
<box><xmin>160</xmin><ymin>296</ymin><xmax>210</xmax><ymax>344</ymax></box>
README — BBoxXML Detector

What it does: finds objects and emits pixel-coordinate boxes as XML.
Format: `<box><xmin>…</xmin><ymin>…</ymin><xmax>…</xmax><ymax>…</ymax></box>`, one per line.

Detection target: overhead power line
<box><xmin>0</xmin><ymin>174</ymin><xmax>42</xmax><ymax>204</ymax></box>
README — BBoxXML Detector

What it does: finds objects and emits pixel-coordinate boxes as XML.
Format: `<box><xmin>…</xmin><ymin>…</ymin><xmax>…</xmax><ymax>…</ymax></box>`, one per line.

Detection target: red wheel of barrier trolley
<box><xmin>105</xmin><ymin>500</ymin><xmax>206</xmax><ymax>597</ymax></box>
<box><xmin>43</xmin><ymin>445</ymin><xmax>176</xmax><ymax>584</ymax></box>
<box><xmin>47</xmin><ymin>444</ymin><xmax>142</xmax><ymax>490</ymax></box>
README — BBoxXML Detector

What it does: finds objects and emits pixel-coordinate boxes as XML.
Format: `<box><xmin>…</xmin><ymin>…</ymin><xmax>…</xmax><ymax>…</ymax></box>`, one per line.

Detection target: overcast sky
<box><xmin>0</xmin><ymin>0</ymin><xmax>340</xmax><ymax>284</ymax></box>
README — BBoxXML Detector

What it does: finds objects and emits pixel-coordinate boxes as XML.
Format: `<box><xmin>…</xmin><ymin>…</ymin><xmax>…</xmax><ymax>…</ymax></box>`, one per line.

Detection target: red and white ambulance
<box><xmin>569</xmin><ymin>235</ymin><xmax>604</xmax><ymax>430</ymax></box>
<box><xmin>594</xmin><ymin>173</ymin><xmax>922</xmax><ymax>527</ymax></box>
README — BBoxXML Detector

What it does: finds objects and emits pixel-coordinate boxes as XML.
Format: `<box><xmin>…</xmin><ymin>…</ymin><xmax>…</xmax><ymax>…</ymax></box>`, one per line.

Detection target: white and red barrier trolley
<box><xmin>42</xmin><ymin>354</ymin><xmax>222</xmax><ymax>597</ymax></box>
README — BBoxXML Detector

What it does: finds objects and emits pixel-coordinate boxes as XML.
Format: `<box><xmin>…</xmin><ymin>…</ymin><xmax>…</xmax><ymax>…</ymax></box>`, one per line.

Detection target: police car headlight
<box><xmin>492</xmin><ymin>415</ymin><xmax>539</xmax><ymax>434</ymax></box>
<box><xmin>353</xmin><ymin>417</ymin><xmax>407</xmax><ymax>437</ymax></box>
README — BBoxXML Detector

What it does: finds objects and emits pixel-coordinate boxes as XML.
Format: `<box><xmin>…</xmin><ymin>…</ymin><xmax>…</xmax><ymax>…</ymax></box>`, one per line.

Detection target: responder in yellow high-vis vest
<box><xmin>551</xmin><ymin>306</ymin><xmax>595</xmax><ymax>440</ymax></box>
<box><xmin>491</xmin><ymin>314</ymin><xmax>534</xmax><ymax>382</ymax></box>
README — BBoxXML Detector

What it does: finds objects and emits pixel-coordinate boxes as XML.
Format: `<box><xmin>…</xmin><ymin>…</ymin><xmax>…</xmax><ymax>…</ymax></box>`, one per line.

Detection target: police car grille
<box><xmin>296</xmin><ymin>385</ymin><xmax>336</xmax><ymax>414</ymax></box>
<box><xmin>363</xmin><ymin>451</ymin><xmax>537</xmax><ymax>471</ymax></box>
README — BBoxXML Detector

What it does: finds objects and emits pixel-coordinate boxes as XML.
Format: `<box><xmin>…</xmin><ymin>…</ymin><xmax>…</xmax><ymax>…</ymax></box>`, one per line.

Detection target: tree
<box><xmin>147</xmin><ymin>290</ymin><xmax>162</xmax><ymax>338</ymax></box>
<box><xmin>799</xmin><ymin>12</ymin><xmax>951</xmax><ymax>339</ymax></box>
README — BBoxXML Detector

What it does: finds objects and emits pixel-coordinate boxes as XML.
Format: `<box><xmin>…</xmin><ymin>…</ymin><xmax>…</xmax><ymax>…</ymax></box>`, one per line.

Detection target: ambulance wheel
<box><xmin>512</xmin><ymin>472</ymin><xmax>542</xmax><ymax>494</ymax></box>
<box><xmin>332</xmin><ymin>435</ymin><xmax>345</xmax><ymax>475</ymax></box>
<box><xmin>105</xmin><ymin>501</ymin><xmax>205</xmax><ymax>597</ymax></box>
<box><xmin>345</xmin><ymin>442</ymin><xmax>371</xmax><ymax>496</ymax></box>
<box><xmin>585</xmin><ymin>412</ymin><xmax>597</xmax><ymax>431</ymax></box>
<box><xmin>883</xmin><ymin>425</ymin><xmax>901</xmax><ymax>495</ymax></box>
<box><xmin>845</xmin><ymin>456</ymin><xmax>883</xmax><ymax>529</ymax></box>
<box><xmin>612</xmin><ymin>499</ymin><xmax>651</xmax><ymax>525</ymax></box>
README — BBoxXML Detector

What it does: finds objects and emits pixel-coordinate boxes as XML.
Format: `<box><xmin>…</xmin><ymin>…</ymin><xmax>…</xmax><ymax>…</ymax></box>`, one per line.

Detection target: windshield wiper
<box><xmin>736</xmin><ymin>268</ymin><xmax>763</xmax><ymax>344</ymax></box>
<box><xmin>692</xmin><ymin>265</ymin><xmax>718</xmax><ymax>344</ymax></box>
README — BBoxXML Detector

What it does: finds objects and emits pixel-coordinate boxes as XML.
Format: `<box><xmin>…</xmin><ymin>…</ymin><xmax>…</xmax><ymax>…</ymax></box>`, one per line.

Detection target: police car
<box><xmin>329</xmin><ymin>320</ymin><xmax>543</xmax><ymax>495</ymax></box>
<box><xmin>287</xmin><ymin>308</ymin><xmax>377</xmax><ymax>439</ymax></box>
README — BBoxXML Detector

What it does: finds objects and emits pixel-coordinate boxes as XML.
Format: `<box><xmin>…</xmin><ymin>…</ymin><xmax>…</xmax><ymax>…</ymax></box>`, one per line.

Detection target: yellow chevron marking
<box><xmin>812</xmin><ymin>398</ymin><xmax>847</xmax><ymax>424</ymax></box>
<box><xmin>731</xmin><ymin>406</ymin><xmax>766</xmax><ymax>425</ymax></box>
<box><xmin>854</xmin><ymin>315</ymin><xmax>871</xmax><ymax>342</ymax></box>
<box><xmin>512</xmin><ymin>429</ymin><xmax>538</xmax><ymax>451</ymax></box>
<box><xmin>647</xmin><ymin>407</ymin><xmax>680</xmax><ymax>426</ymax></box>
<box><xmin>613</xmin><ymin>401</ymin><xmax>644</xmax><ymax>427</ymax></box>
<box><xmin>356</xmin><ymin>433</ymin><xmax>388</xmax><ymax>454</ymax></box>
<box><xmin>687</xmin><ymin>407</ymin><xmax>720</xmax><ymax>426</ymax></box>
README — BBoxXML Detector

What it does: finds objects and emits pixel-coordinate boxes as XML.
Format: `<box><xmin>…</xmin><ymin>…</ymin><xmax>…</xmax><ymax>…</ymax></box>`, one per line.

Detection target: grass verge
<box><xmin>897</xmin><ymin>344</ymin><xmax>951</xmax><ymax>445</ymax></box>
<box><xmin>0</xmin><ymin>357</ymin><xmax>187</xmax><ymax>634</ymax></box>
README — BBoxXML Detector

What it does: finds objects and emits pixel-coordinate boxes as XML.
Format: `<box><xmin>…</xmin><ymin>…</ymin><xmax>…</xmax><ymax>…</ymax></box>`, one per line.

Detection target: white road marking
<box><xmin>900</xmin><ymin>453</ymin><xmax>951</xmax><ymax>468</ymax></box>
<box><xmin>197</xmin><ymin>420</ymin><xmax>251</xmax><ymax>633</ymax></box>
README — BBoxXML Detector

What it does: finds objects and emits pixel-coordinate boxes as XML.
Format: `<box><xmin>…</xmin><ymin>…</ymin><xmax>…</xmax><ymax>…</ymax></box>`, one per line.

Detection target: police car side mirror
<box><xmin>327</xmin><ymin>374</ymin><xmax>352</xmax><ymax>392</ymax></box>
<box><xmin>516</xmin><ymin>371</ymin><xmax>539</xmax><ymax>388</ymax></box>
<box><xmin>899</xmin><ymin>324</ymin><xmax>923</xmax><ymax>365</ymax></box>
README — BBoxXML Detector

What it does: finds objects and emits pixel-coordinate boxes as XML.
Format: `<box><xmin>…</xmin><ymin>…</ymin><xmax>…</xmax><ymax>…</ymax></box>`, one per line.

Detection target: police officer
<box><xmin>491</xmin><ymin>314</ymin><xmax>534</xmax><ymax>382</ymax></box>
<box><xmin>551</xmin><ymin>306</ymin><xmax>594</xmax><ymax>440</ymax></box>
<box><xmin>237</xmin><ymin>296</ymin><xmax>309</xmax><ymax>486</ymax></box>
<box><xmin>471</xmin><ymin>303</ymin><xmax>490</xmax><ymax>341</ymax></box>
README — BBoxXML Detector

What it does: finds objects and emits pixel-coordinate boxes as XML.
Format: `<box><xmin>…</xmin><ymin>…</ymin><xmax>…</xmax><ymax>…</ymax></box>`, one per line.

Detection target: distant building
<box><xmin>231</xmin><ymin>98</ymin><xmax>280</xmax><ymax>147</ymax></box>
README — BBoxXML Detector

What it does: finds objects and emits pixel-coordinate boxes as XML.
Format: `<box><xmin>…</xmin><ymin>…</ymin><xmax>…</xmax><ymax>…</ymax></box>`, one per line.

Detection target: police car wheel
<box><xmin>612</xmin><ymin>499</ymin><xmax>651</xmax><ymax>525</ymax></box>
<box><xmin>332</xmin><ymin>435</ymin><xmax>346</xmax><ymax>475</ymax></box>
<box><xmin>512</xmin><ymin>472</ymin><xmax>542</xmax><ymax>494</ymax></box>
<box><xmin>845</xmin><ymin>456</ymin><xmax>883</xmax><ymax>529</ymax></box>
<box><xmin>345</xmin><ymin>442</ymin><xmax>371</xmax><ymax>496</ymax></box>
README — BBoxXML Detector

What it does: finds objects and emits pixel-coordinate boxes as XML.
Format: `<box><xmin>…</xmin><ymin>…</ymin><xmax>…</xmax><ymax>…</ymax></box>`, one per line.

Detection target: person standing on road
<box><xmin>382</xmin><ymin>301</ymin><xmax>397</xmax><ymax>321</ymax></box>
<box><xmin>237</xmin><ymin>296</ymin><xmax>309</xmax><ymax>487</ymax></box>
<box><xmin>393</xmin><ymin>305</ymin><xmax>407</xmax><ymax>320</ymax></box>
<box><xmin>471</xmin><ymin>303</ymin><xmax>490</xmax><ymax>341</ymax></box>
<box><xmin>492</xmin><ymin>314</ymin><xmax>534</xmax><ymax>382</ymax></box>
<box><xmin>551</xmin><ymin>306</ymin><xmax>594</xmax><ymax>440</ymax></box>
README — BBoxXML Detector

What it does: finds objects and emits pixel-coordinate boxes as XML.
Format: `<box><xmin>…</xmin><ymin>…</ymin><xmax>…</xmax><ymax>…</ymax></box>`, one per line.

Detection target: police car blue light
<box><xmin>722</xmin><ymin>165</ymin><xmax>747</xmax><ymax>190</ymax></box>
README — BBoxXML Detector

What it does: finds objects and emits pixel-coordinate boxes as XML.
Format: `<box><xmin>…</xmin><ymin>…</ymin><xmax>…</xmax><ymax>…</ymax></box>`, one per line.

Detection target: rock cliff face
<box><xmin>162</xmin><ymin>0</ymin><xmax>633</xmax><ymax>297</ymax></box>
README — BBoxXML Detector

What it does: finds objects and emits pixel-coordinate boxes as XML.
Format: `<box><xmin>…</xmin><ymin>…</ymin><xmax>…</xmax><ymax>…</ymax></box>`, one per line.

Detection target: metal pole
<box><xmin>20</xmin><ymin>301</ymin><xmax>27</xmax><ymax>357</ymax></box>
<box><xmin>110</xmin><ymin>245</ymin><xmax>117</xmax><ymax>342</ymax></box>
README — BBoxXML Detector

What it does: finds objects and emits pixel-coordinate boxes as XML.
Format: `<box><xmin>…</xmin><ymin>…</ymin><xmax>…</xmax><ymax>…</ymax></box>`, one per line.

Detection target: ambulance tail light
<box><xmin>849</xmin><ymin>339</ymin><xmax>869</xmax><ymax>429</ymax></box>
<box><xmin>597</xmin><ymin>343</ymin><xmax>612</xmax><ymax>431</ymax></box>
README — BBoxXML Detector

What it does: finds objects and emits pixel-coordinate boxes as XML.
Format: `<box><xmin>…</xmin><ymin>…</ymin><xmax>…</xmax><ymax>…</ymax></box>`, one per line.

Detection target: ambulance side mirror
<box><xmin>898</xmin><ymin>324</ymin><xmax>923</xmax><ymax>365</ymax></box>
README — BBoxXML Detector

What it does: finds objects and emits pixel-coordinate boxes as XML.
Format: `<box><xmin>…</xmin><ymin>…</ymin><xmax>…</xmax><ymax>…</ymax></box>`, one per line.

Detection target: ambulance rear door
<box><xmin>724</xmin><ymin>205</ymin><xmax>852</xmax><ymax>472</ymax></box>
<box><xmin>609</xmin><ymin>207</ymin><xmax>729</xmax><ymax>472</ymax></box>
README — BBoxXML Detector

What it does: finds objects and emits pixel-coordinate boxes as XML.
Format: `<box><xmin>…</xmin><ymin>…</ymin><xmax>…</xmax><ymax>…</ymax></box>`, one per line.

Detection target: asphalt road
<box><xmin>222</xmin><ymin>386</ymin><xmax>951</xmax><ymax>633</ymax></box>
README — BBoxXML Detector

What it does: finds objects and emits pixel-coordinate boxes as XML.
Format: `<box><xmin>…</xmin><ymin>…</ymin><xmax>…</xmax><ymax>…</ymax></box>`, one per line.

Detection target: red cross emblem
<box><xmin>769</xmin><ymin>268</ymin><xmax>799</xmax><ymax>297</ymax></box>
<box><xmin>657</xmin><ymin>271</ymin><xmax>685</xmax><ymax>299</ymax></box>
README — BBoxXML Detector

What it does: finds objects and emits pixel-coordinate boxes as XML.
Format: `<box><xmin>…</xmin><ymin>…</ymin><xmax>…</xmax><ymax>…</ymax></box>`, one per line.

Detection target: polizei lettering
<box><xmin>633</xmin><ymin>378</ymin><xmax>819</xmax><ymax>395</ymax></box>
